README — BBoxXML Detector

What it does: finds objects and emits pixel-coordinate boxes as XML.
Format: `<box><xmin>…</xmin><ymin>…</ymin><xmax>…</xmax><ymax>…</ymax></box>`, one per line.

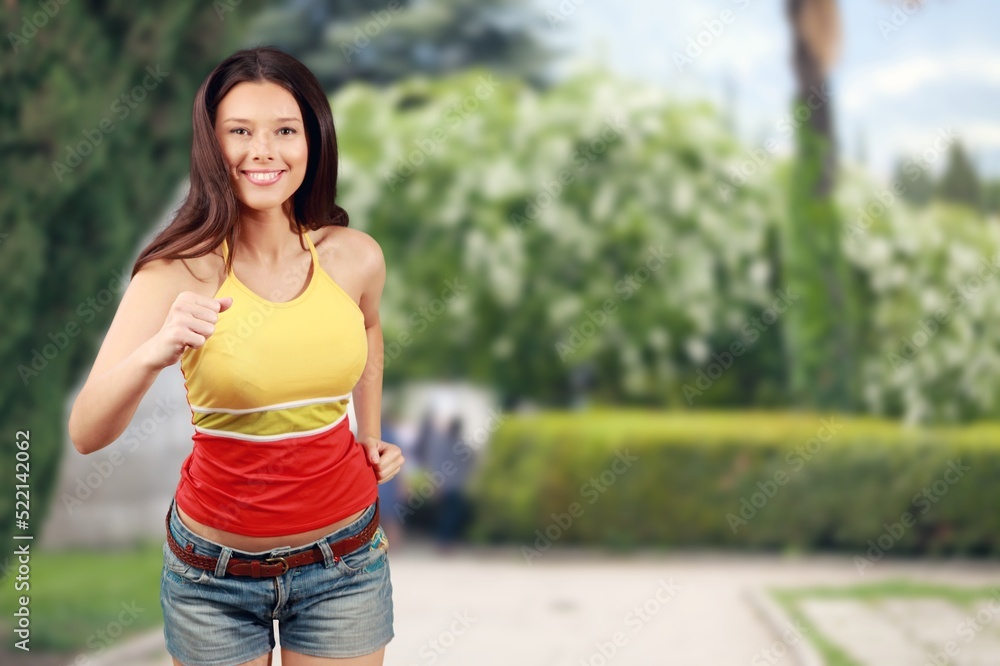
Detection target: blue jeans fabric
<box><xmin>160</xmin><ymin>497</ymin><xmax>394</xmax><ymax>665</ymax></box>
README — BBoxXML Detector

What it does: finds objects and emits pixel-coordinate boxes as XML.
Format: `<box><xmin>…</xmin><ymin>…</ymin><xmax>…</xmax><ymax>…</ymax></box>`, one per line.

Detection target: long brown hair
<box><xmin>131</xmin><ymin>46</ymin><xmax>349</xmax><ymax>279</ymax></box>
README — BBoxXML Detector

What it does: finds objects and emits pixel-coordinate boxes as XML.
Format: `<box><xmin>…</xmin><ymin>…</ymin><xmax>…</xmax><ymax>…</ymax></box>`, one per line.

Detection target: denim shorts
<box><xmin>160</xmin><ymin>497</ymin><xmax>394</xmax><ymax>665</ymax></box>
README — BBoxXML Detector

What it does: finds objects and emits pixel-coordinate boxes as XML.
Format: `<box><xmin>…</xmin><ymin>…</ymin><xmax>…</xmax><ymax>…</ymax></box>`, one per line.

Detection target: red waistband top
<box><xmin>173</xmin><ymin>229</ymin><xmax>376</xmax><ymax>536</ymax></box>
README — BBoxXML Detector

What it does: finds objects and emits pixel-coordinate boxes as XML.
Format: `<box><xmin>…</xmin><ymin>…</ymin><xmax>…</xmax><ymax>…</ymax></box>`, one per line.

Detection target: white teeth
<box><xmin>245</xmin><ymin>171</ymin><xmax>281</xmax><ymax>183</ymax></box>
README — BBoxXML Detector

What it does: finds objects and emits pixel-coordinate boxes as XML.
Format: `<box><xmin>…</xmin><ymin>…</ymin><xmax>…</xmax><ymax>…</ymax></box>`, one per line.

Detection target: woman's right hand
<box><xmin>143</xmin><ymin>292</ymin><xmax>233</xmax><ymax>370</ymax></box>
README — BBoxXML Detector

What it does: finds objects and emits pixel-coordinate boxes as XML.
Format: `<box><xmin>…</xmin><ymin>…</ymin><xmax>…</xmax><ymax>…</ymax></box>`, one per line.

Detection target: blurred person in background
<box><xmin>411</xmin><ymin>408</ymin><xmax>437</xmax><ymax>473</ymax></box>
<box><xmin>68</xmin><ymin>46</ymin><xmax>403</xmax><ymax>666</ymax></box>
<box><xmin>403</xmin><ymin>408</ymin><xmax>443</xmax><ymax>535</ymax></box>
<box><xmin>377</xmin><ymin>399</ymin><xmax>407</xmax><ymax>548</ymax></box>
<box><xmin>428</xmin><ymin>415</ymin><xmax>477</xmax><ymax>554</ymax></box>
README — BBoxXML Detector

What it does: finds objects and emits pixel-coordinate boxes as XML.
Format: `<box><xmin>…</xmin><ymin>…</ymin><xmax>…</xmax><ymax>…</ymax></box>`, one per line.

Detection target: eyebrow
<box><xmin>221</xmin><ymin>117</ymin><xmax>303</xmax><ymax>124</ymax></box>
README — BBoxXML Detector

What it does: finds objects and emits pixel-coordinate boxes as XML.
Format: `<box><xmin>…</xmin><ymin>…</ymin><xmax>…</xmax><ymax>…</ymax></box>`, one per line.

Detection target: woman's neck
<box><xmin>235</xmin><ymin>205</ymin><xmax>303</xmax><ymax>265</ymax></box>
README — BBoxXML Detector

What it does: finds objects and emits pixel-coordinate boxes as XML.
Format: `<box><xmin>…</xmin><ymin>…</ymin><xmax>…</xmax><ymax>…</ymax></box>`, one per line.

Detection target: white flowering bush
<box><xmin>840</xmin><ymin>169</ymin><xmax>1000</xmax><ymax>424</ymax></box>
<box><xmin>332</xmin><ymin>68</ymin><xmax>788</xmax><ymax>407</ymax></box>
<box><xmin>330</xmin><ymin>67</ymin><xmax>1000</xmax><ymax>423</ymax></box>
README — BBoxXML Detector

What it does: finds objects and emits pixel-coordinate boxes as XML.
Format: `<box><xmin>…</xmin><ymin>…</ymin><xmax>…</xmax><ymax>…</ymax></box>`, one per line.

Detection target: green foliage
<box><xmin>773</xmin><ymin>580</ymin><xmax>1000</xmax><ymax>606</ymax></box>
<box><xmin>0</xmin><ymin>0</ymin><xmax>265</xmax><ymax>550</ymax></box>
<box><xmin>332</xmin><ymin>69</ymin><xmax>789</xmax><ymax>407</ymax></box>
<box><xmin>783</xmin><ymin>116</ymin><xmax>860</xmax><ymax>411</ymax></box>
<box><xmin>982</xmin><ymin>179</ymin><xmax>1000</xmax><ymax>216</ymax></box>
<box><xmin>891</xmin><ymin>158</ymin><xmax>935</xmax><ymax>207</ymax></box>
<box><xmin>243</xmin><ymin>0</ymin><xmax>557</xmax><ymax>92</ymax></box>
<box><xmin>937</xmin><ymin>141</ymin><xmax>981</xmax><ymax>210</ymax></box>
<box><xmin>469</xmin><ymin>410</ymin><xmax>1000</xmax><ymax>554</ymax></box>
<box><xmin>889</xmin><ymin>142</ymin><xmax>993</xmax><ymax>213</ymax></box>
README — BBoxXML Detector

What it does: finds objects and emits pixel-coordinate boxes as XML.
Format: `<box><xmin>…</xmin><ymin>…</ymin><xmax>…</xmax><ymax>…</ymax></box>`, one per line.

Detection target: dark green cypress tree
<box><xmin>781</xmin><ymin>0</ymin><xmax>860</xmax><ymax>411</ymax></box>
<box><xmin>937</xmin><ymin>141</ymin><xmax>982</xmax><ymax>210</ymax></box>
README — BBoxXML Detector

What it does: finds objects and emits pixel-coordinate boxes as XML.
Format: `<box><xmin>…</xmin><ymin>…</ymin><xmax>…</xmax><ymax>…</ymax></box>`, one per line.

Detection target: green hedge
<box><xmin>467</xmin><ymin>410</ymin><xmax>1000</xmax><ymax>555</ymax></box>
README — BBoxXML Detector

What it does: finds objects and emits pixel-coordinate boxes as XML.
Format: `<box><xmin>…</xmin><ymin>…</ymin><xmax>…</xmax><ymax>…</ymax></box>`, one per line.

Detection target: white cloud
<box><xmin>963</xmin><ymin>122</ymin><xmax>1000</xmax><ymax>147</ymax></box>
<box><xmin>843</xmin><ymin>51</ymin><xmax>1000</xmax><ymax>110</ymax></box>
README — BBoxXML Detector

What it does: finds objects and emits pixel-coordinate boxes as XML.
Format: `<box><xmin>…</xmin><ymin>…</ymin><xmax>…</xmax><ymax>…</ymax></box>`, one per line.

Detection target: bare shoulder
<box><xmin>136</xmin><ymin>242</ymin><xmax>226</xmax><ymax>299</ymax></box>
<box><xmin>313</xmin><ymin>225</ymin><xmax>384</xmax><ymax>274</ymax></box>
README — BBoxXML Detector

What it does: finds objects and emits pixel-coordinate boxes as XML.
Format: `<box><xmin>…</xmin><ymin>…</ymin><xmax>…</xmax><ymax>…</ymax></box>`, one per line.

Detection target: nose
<box><xmin>250</xmin><ymin>132</ymin><xmax>274</xmax><ymax>161</ymax></box>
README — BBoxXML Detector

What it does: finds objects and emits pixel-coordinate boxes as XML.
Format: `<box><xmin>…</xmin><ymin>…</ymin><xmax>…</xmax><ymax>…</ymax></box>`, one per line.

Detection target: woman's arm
<box><xmin>352</xmin><ymin>234</ymin><xmax>387</xmax><ymax>447</ymax></box>
<box><xmin>69</xmin><ymin>260</ymin><xmax>232</xmax><ymax>453</ymax></box>
<box><xmin>68</xmin><ymin>260</ymin><xmax>180</xmax><ymax>454</ymax></box>
<box><xmin>350</xmin><ymin>232</ymin><xmax>404</xmax><ymax>483</ymax></box>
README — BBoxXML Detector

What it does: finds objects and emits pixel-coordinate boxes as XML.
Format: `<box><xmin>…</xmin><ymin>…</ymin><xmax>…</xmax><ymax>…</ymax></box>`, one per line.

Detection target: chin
<box><xmin>236</xmin><ymin>202</ymin><xmax>280</xmax><ymax>215</ymax></box>
<box><xmin>239</xmin><ymin>193</ymin><xmax>292</xmax><ymax>211</ymax></box>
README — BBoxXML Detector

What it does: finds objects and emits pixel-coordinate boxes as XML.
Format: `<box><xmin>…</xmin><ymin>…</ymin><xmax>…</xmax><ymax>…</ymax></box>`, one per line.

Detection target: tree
<box><xmin>0</xmin><ymin>0</ymin><xmax>266</xmax><ymax>552</ymax></box>
<box><xmin>781</xmin><ymin>0</ymin><xmax>860</xmax><ymax>411</ymax></box>
<box><xmin>891</xmin><ymin>157</ymin><xmax>935</xmax><ymax>207</ymax></box>
<box><xmin>242</xmin><ymin>0</ymin><xmax>558</xmax><ymax>93</ymax></box>
<box><xmin>981</xmin><ymin>179</ymin><xmax>1000</xmax><ymax>215</ymax></box>
<box><xmin>937</xmin><ymin>140</ymin><xmax>981</xmax><ymax>209</ymax></box>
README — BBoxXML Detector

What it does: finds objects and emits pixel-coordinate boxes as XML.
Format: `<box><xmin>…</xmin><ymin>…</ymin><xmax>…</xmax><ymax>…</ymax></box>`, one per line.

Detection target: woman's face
<box><xmin>214</xmin><ymin>80</ymin><xmax>308</xmax><ymax>214</ymax></box>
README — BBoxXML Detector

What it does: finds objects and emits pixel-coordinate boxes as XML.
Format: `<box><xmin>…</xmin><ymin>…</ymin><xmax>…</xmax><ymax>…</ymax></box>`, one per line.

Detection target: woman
<box><xmin>67</xmin><ymin>46</ymin><xmax>403</xmax><ymax>666</ymax></box>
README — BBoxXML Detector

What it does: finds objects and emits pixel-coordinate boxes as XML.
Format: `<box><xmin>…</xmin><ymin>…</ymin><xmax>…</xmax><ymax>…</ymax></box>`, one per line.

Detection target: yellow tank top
<box><xmin>179</xmin><ymin>229</ymin><xmax>368</xmax><ymax>440</ymax></box>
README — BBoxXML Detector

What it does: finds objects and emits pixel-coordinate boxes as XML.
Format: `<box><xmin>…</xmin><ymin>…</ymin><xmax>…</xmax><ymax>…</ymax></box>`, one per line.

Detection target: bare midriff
<box><xmin>176</xmin><ymin>505</ymin><xmax>368</xmax><ymax>552</ymax></box>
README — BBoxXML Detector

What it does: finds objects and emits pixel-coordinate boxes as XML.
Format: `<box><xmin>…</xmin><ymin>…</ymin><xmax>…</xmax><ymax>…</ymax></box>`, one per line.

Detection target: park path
<box><xmin>95</xmin><ymin>540</ymin><xmax>1000</xmax><ymax>666</ymax></box>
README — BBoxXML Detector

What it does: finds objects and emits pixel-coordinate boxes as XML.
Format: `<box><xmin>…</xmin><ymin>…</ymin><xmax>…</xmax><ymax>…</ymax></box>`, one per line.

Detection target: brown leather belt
<box><xmin>166</xmin><ymin>499</ymin><xmax>380</xmax><ymax>578</ymax></box>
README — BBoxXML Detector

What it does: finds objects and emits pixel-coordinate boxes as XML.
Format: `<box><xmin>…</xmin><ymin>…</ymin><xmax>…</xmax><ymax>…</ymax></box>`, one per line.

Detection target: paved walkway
<box><xmin>93</xmin><ymin>541</ymin><xmax>1000</xmax><ymax>666</ymax></box>
<box><xmin>797</xmin><ymin>596</ymin><xmax>1000</xmax><ymax>665</ymax></box>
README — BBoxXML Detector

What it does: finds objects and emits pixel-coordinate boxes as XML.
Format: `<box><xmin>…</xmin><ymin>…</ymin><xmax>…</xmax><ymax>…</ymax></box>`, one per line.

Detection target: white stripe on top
<box><xmin>189</xmin><ymin>393</ymin><xmax>352</xmax><ymax>415</ymax></box>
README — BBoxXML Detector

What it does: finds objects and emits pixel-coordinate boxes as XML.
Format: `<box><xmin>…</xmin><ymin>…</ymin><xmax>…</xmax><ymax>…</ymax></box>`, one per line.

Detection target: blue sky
<box><xmin>552</xmin><ymin>0</ymin><xmax>1000</xmax><ymax>180</ymax></box>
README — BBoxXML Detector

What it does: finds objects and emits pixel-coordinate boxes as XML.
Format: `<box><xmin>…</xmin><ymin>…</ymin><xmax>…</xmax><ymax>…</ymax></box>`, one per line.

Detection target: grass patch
<box><xmin>769</xmin><ymin>580</ymin><xmax>1000</xmax><ymax>666</ymax></box>
<box><xmin>771</xmin><ymin>598</ymin><xmax>863</xmax><ymax>666</ymax></box>
<box><xmin>0</xmin><ymin>541</ymin><xmax>165</xmax><ymax>653</ymax></box>
<box><xmin>773</xmin><ymin>579</ymin><xmax>1000</xmax><ymax>607</ymax></box>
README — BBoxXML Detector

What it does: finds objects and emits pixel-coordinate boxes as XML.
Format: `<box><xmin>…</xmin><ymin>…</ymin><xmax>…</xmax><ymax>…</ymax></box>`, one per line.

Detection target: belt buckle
<box><xmin>265</xmin><ymin>555</ymin><xmax>289</xmax><ymax>575</ymax></box>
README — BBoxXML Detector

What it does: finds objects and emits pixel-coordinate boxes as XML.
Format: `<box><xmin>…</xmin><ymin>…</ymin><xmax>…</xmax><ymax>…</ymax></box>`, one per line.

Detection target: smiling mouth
<box><xmin>242</xmin><ymin>170</ymin><xmax>285</xmax><ymax>185</ymax></box>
